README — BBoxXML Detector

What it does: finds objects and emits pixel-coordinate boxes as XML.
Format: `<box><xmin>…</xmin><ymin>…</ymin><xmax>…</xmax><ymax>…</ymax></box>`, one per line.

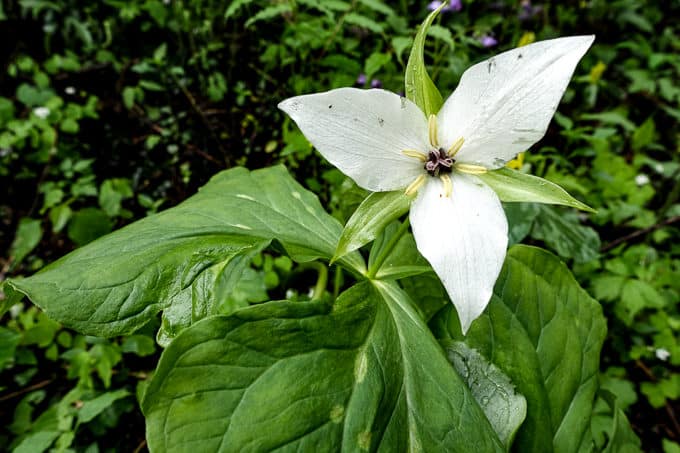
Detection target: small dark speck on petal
<box><xmin>518</xmin><ymin>53</ymin><xmax>523</xmax><ymax>59</ymax></box>
<box><xmin>328</xmin><ymin>104</ymin><xmax>333</xmax><ymax>109</ymax></box>
<box><xmin>378</xmin><ymin>118</ymin><xmax>385</xmax><ymax>127</ymax></box>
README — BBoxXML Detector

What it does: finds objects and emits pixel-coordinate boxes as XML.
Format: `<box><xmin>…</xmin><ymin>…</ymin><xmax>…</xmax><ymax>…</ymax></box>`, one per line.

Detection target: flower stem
<box><xmin>367</xmin><ymin>218</ymin><xmax>410</xmax><ymax>279</ymax></box>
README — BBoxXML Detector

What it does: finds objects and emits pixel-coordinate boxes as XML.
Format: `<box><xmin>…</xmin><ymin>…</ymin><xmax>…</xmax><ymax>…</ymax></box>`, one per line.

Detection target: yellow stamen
<box><xmin>447</xmin><ymin>137</ymin><xmax>465</xmax><ymax>157</ymax></box>
<box><xmin>441</xmin><ymin>174</ymin><xmax>452</xmax><ymax>197</ymax></box>
<box><xmin>402</xmin><ymin>149</ymin><xmax>427</xmax><ymax>162</ymax></box>
<box><xmin>405</xmin><ymin>175</ymin><xmax>426</xmax><ymax>196</ymax></box>
<box><xmin>454</xmin><ymin>163</ymin><xmax>488</xmax><ymax>175</ymax></box>
<box><xmin>428</xmin><ymin>114</ymin><xmax>438</xmax><ymax>148</ymax></box>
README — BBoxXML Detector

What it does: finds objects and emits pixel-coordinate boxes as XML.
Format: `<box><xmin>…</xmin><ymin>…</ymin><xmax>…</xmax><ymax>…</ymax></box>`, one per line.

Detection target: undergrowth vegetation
<box><xmin>1</xmin><ymin>0</ymin><xmax>679</xmax><ymax>451</ymax></box>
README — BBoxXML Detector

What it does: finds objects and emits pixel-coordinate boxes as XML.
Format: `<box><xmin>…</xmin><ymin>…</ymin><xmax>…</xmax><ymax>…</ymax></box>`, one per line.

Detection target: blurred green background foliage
<box><xmin>0</xmin><ymin>0</ymin><xmax>679</xmax><ymax>451</ymax></box>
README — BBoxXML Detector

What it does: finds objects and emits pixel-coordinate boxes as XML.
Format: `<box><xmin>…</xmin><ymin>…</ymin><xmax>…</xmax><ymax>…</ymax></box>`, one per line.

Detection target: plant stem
<box><xmin>367</xmin><ymin>218</ymin><xmax>410</xmax><ymax>279</ymax></box>
<box><xmin>333</xmin><ymin>266</ymin><xmax>343</xmax><ymax>299</ymax></box>
<box><xmin>311</xmin><ymin>263</ymin><xmax>328</xmax><ymax>301</ymax></box>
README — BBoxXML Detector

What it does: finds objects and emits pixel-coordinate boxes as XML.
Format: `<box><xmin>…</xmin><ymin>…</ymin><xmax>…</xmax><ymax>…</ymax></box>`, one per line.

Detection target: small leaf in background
<box><xmin>121</xmin><ymin>334</ymin><xmax>156</xmax><ymax>357</ymax></box>
<box><xmin>591</xmin><ymin>391</ymin><xmax>643</xmax><ymax>452</ymax></box>
<box><xmin>77</xmin><ymin>389</ymin><xmax>130</xmax><ymax>424</ymax></box>
<box><xmin>98</xmin><ymin>178</ymin><xmax>133</xmax><ymax>217</ymax></box>
<box><xmin>9</xmin><ymin>218</ymin><xmax>43</xmax><ymax>269</ymax></box>
<box><xmin>404</xmin><ymin>5</ymin><xmax>444</xmax><ymax>116</ymax></box>
<box><xmin>531</xmin><ymin>205</ymin><xmax>601</xmax><ymax>263</ymax></box>
<box><xmin>444</xmin><ymin>341</ymin><xmax>527</xmax><ymax>450</ymax></box>
<box><xmin>48</xmin><ymin>204</ymin><xmax>72</xmax><ymax>233</ymax></box>
<box><xmin>363</xmin><ymin>52</ymin><xmax>391</xmax><ymax>80</ymax></box>
<box><xmin>0</xmin><ymin>326</ymin><xmax>21</xmax><ymax>369</ymax></box>
<box><xmin>631</xmin><ymin>116</ymin><xmax>656</xmax><ymax>152</ymax></box>
<box><xmin>67</xmin><ymin>208</ymin><xmax>114</xmax><ymax>246</ymax></box>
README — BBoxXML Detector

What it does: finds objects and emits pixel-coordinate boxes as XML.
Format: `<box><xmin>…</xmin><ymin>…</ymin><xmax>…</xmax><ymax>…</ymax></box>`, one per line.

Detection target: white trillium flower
<box><xmin>279</xmin><ymin>36</ymin><xmax>594</xmax><ymax>333</ymax></box>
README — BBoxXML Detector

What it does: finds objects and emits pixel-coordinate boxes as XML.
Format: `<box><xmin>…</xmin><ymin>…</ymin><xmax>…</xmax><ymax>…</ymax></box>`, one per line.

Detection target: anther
<box><xmin>441</xmin><ymin>174</ymin><xmax>452</xmax><ymax>197</ymax></box>
<box><xmin>447</xmin><ymin>137</ymin><xmax>465</xmax><ymax>158</ymax></box>
<box><xmin>405</xmin><ymin>174</ymin><xmax>426</xmax><ymax>196</ymax></box>
<box><xmin>454</xmin><ymin>163</ymin><xmax>488</xmax><ymax>174</ymax></box>
<box><xmin>428</xmin><ymin>115</ymin><xmax>438</xmax><ymax>148</ymax></box>
<box><xmin>402</xmin><ymin>149</ymin><xmax>427</xmax><ymax>162</ymax></box>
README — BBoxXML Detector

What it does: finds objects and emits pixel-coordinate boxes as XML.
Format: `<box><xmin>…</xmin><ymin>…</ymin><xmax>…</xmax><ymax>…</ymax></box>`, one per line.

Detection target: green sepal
<box><xmin>477</xmin><ymin>167</ymin><xmax>596</xmax><ymax>213</ymax></box>
<box><xmin>405</xmin><ymin>5</ymin><xmax>445</xmax><ymax>117</ymax></box>
<box><xmin>332</xmin><ymin>190</ymin><xmax>411</xmax><ymax>265</ymax></box>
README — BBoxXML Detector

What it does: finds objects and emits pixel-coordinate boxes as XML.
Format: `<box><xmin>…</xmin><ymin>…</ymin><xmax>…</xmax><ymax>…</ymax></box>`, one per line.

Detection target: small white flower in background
<box><xmin>33</xmin><ymin>106</ymin><xmax>50</xmax><ymax>119</ymax></box>
<box><xmin>65</xmin><ymin>86</ymin><xmax>76</xmax><ymax>95</ymax></box>
<box><xmin>280</xmin><ymin>36</ymin><xmax>594</xmax><ymax>333</ymax></box>
<box><xmin>656</xmin><ymin>348</ymin><xmax>670</xmax><ymax>361</ymax></box>
<box><xmin>635</xmin><ymin>173</ymin><xmax>650</xmax><ymax>186</ymax></box>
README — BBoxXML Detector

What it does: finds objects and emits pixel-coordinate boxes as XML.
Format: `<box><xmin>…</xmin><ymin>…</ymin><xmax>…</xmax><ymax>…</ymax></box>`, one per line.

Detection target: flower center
<box><xmin>401</xmin><ymin>115</ymin><xmax>486</xmax><ymax>198</ymax></box>
<box><xmin>425</xmin><ymin>148</ymin><xmax>454</xmax><ymax>177</ymax></box>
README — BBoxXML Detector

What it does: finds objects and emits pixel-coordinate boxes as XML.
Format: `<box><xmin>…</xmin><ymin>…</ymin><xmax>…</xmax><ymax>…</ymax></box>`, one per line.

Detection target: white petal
<box><xmin>437</xmin><ymin>36</ymin><xmax>594</xmax><ymax>168</ymax></box>
<box><xmin>410</xmin><ymin>175</ymin><xmax>508</xmax><ymax>333</ymax></box>
<box><xmin>279</xmin><ymin>88</ymin><xmax>429</xmax><ymax>192</ymax></box>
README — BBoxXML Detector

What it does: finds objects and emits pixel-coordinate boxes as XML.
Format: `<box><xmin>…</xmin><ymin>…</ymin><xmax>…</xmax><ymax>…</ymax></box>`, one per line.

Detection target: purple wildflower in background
<box><xmin>356</xmin><ymin>73</ymin><xmax>367</xmax><ymax>86</ymax></box>
<box><xmin>370</xmin><ymin>79</ymin><xmax>382</xmax><ymax>89</ymax></box>
<box><xmin>519</xmin><ymin>0</ymin><xmax>543</xmax><ymax>21</ymax></box>
<box><xmin>426</xmin><ymin>0</ymin><xmax>462</xmax><ymax>13</ymax></box>
<box><xmin>479</xmin><ymin>35</ymin><xmax>498</xmax><ymax>48</ymax></box>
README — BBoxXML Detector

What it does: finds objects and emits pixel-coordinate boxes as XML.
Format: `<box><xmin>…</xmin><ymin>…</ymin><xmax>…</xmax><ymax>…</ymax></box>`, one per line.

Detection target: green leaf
<box><xmin>7</xmin><ymin>166</ymin><xmax>364</xmax><ymax>338</ymax></box>
<box><xmin>0</xmin><ymin>326</ymin><xmax>21</xmax><ymax>369</ymax></box>
<box><xmin>443</xmin><ymin>341</ymin><xmax>527</xmax><ymax>450</ymax></box>
<box><xmin>244</xmin><ymin>4</ymin><xmax>292</xmax><ymax>27</ymax></box>
<box><xmin>531</xmin><ymin>205</ymin><xmax>601</xmax><ymax>263</ymax></box>
<box><xmin>77</xmin><ymin>389</ymin><xmax>130</xmax><ymax>424</ymax></box>
<box><xmin>333</xmin><ymin>190</ymin><xmax>410</xmax><ymax>263</ymax></box>
<box><xmin>591</xmin><ymin>391</ymin><xmax>642</xmax><ymax>453</ymax></box>
<box><xmin>368</xmin><ymin>221</ymin><xmax>430</xmax><ymax>279</ymax></box>
<box><xmin>363</xmin><ymin>52</ymin><xmax>392</xmax><ymax>79</ymax></box>
<box><xmin>431</xmin><ymin>245</ymin><xmax>607</xmax><ymax>453</ymax></box>
<box><xmin>67</xmin><ymin>208</ymin><xmax>113</xmax><ymax>246</ymax></box>
<box><xmin>405</xmin><ymin>5</ymin><xmax>444</xmax><ymax>117</ymax></box>
<box><xmin>503</xmin><ymin>202</ymin><xmax>540</xmax><ymax>246</ymax></box>
<box><xmin>631</xmin><ymin>116</ymin><xmax>656</xmax><ymax>151</ymax></box>
<box><xmin>142</xmin><ymin>281</ymin><xmax>503</xmax><ymax>452</ymax></box>
<box><xmin>478</xmin><ymin>168</ymin><xmax>595</xmax><ymax>212</ymax></box>
<box><xmin>9</xmin><ymin>217</ymin><xmax>43</xmax><ymax>268</ymax></box>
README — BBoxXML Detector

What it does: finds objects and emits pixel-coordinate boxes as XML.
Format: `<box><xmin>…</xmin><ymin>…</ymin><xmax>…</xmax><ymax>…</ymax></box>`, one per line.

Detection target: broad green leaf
<box><xmin>431</xmin><ymin>245</ymin><xmax>607</xmax><ymax>453</ymax></box>
<box><xmin>444</xmin><ymin>341</ymin><xmax>527</xmax><ymax>451</ymax></box>
<box><xmin>400</xmin><ymin>272</ymin><xmax>448</xmax><ymax>322</ymax></box>
<box><xmin>503</xmin><ymin>202</ymin><xmax>540</xmax><ymax>246</ymax></box>
<box><xmin>333</xmin><ymin>190</ymin><xmax>410</xmax><ymax>263</ymax></box>
<box><xmin>368</xmin><ymin>221</ymin><xmax>430</xmax><ymax>279</ymax></box>
<box><xmin>405</xmin><ymin>5</ymin><xmax>444</xmax><ymax>116</ymax></box>
<box><xmin>531</xmin><ymin>205</ymin><xmax>601</xmax><ymax>263</ymax></box>
<box><xmin>478</xmin><ymin>168</ymin><xmax>595</xmax><ymax>212</ymax></box>
<box><xmin>7</xmin><ymin>166</ymin><xmax>364</xmax><ymax>338</ymax></box>
<box><xmin>143</xmin><ymin>281</ymin><xmax>503</xmax><ymax>452</ymax></box>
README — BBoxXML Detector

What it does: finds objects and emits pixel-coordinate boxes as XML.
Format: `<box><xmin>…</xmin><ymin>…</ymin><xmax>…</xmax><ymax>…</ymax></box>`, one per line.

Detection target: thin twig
<box><xmin>0</xmin><ymin>379</ymin><xmax>53</xmax><ymax>402</ymax></box>
<box><xmin>600</xmin><ymin>216</ymin><xmax>680</xmax><ymax>253</ymax></box>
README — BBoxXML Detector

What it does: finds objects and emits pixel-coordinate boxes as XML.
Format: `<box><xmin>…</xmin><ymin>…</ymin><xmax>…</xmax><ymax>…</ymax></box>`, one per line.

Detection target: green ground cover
<box><xmin>1</xmin><ymin>0</ymin><xmax>678</xmax><ymax>451</ymax></box>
